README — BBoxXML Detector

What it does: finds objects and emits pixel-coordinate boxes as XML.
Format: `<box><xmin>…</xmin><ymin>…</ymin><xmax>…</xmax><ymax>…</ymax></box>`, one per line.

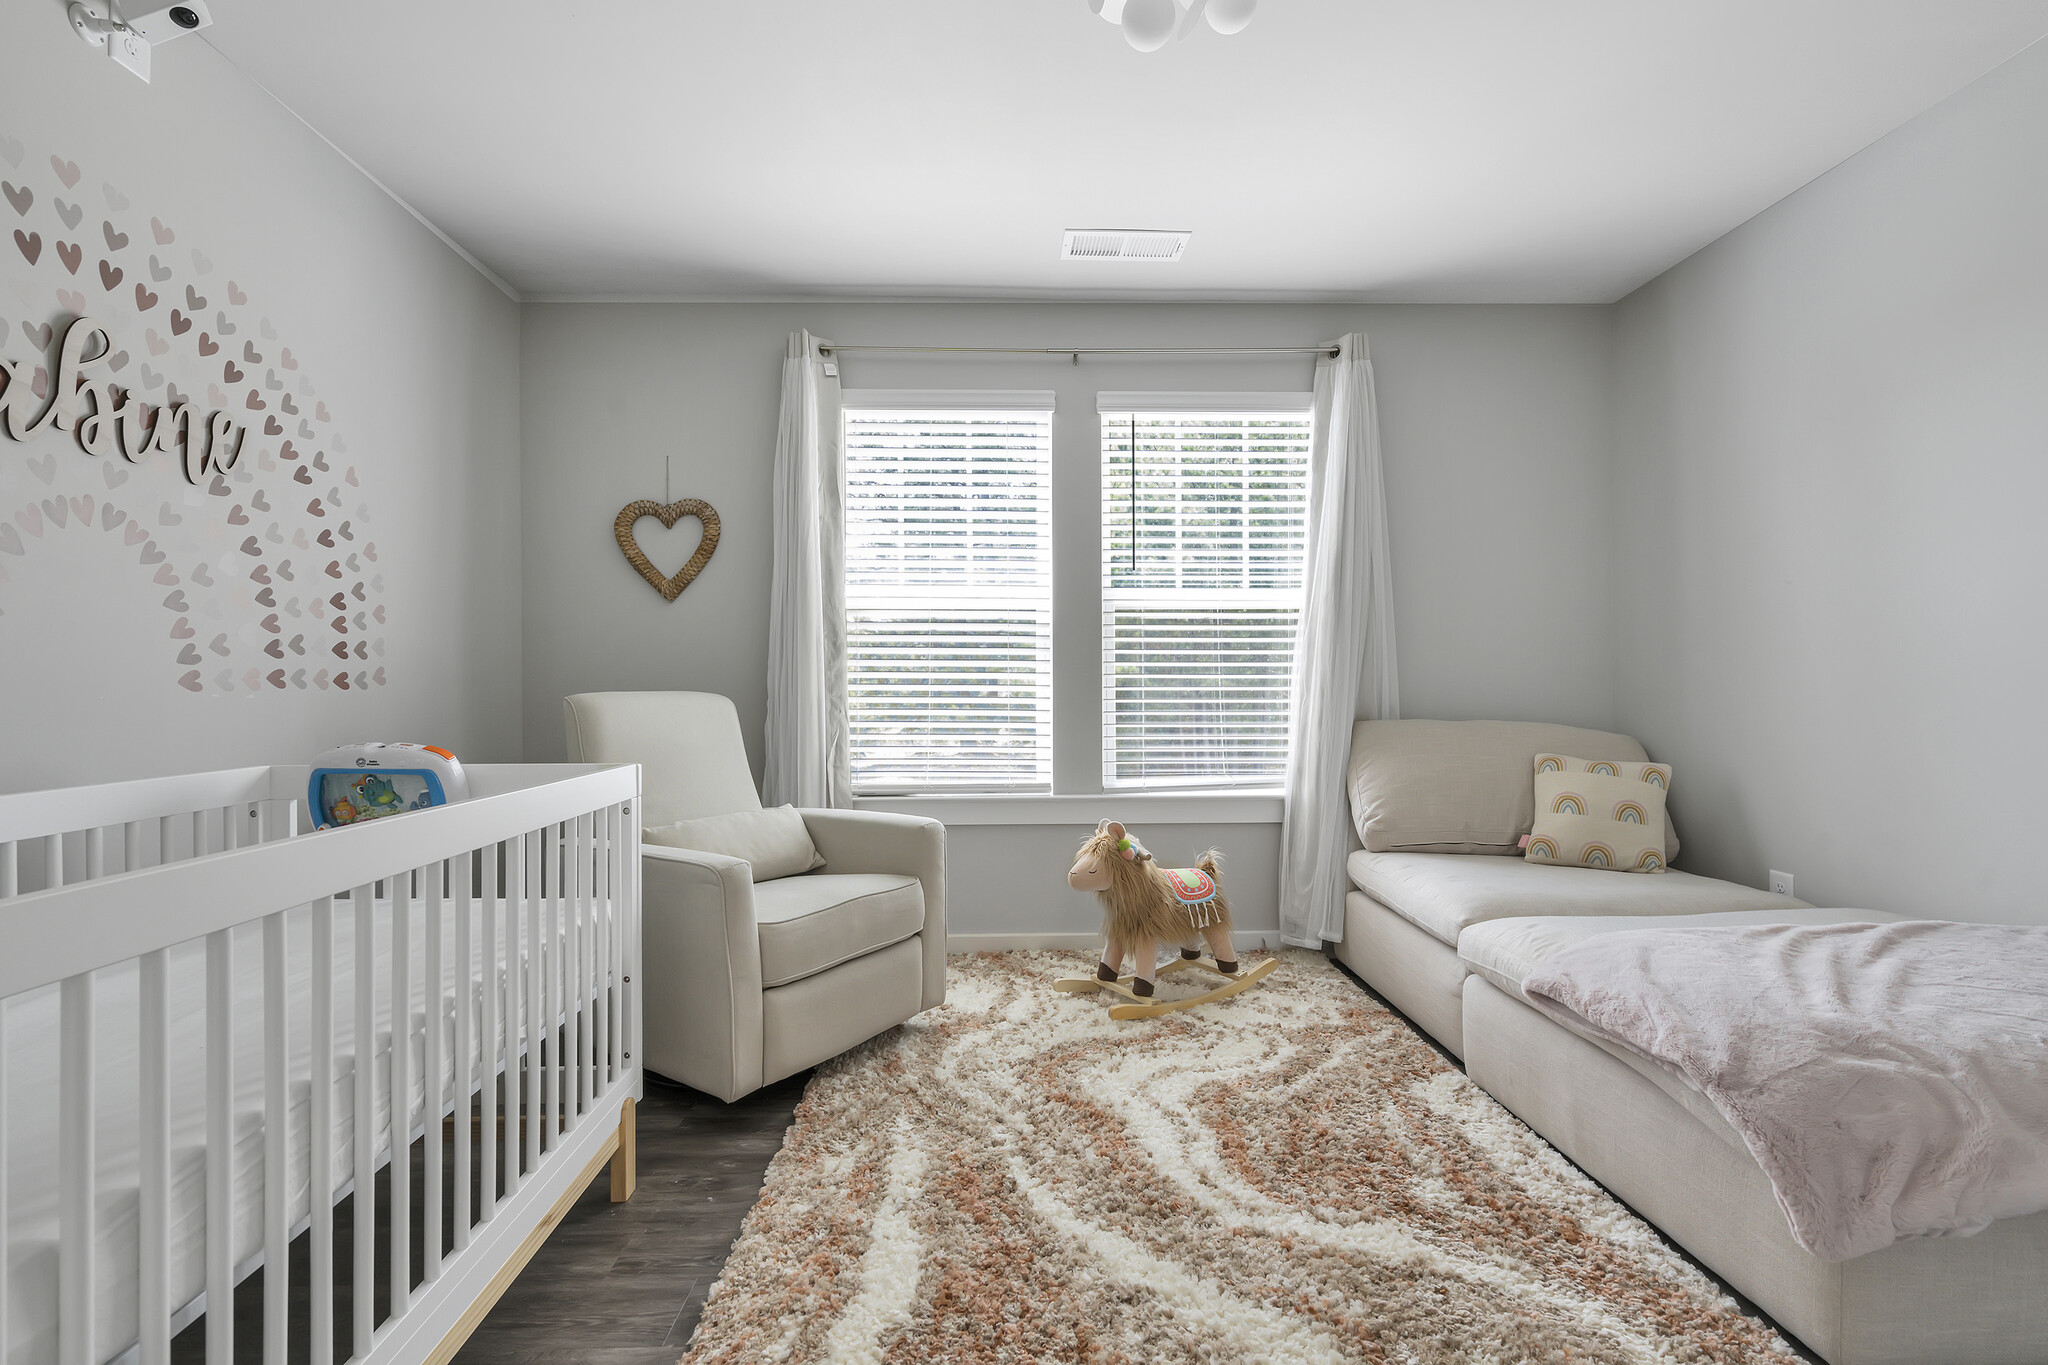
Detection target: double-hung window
<box><xmin>841</xmin><ymin>393</ymin><xmax>1055</xmax><ymax>794</ymax></box>
<box><xmin>1099</xmin><ymin>395</ymin><xmax>1314</xmax><ymax>790</ymax></box>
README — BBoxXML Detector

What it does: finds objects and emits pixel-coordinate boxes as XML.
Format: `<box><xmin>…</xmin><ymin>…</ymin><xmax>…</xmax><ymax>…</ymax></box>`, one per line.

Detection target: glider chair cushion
<box><xmin>563</xmin><ymin>691</ymin><xmax>946</xmax><ymax>1102</ymax></box>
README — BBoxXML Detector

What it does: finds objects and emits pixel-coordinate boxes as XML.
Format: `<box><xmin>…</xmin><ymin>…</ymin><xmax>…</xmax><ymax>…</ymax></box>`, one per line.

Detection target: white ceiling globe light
<box><xmin>1205</xmin><ymin>0</ymin><xmax>1258</xmax><ymax>35</ymax></box>
<box><xmin>1120</xmin><ymin>0</ymin><xmax>1178</xmax><ymax>51</ymax></box>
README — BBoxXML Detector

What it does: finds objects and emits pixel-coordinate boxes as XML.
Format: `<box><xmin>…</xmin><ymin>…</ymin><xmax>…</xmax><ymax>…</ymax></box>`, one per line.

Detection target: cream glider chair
<box><xmin>563</xmin><ymin>691</ymin><xmax>946</xmax><ymax>1102</ymax></box>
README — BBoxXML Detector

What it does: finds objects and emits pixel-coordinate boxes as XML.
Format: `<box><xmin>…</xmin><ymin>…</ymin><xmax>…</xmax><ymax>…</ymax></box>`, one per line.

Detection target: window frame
<box><xmin>840</xmin><ymin>390</ymin><xmax>1058</xmax><ymax>796</ymax></box>
<box><xmin>1096</xmin><ymin>393</ymin><xmax>1316</xmax><ymax>793</ymax></box>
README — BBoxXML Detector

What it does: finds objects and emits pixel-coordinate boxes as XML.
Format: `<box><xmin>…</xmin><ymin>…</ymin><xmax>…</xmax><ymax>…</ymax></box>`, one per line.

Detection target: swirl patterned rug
<box><xmin>680</xmin><ymin>951</ymin><xmax>1794</xmax><ymax>1364</ymax></box>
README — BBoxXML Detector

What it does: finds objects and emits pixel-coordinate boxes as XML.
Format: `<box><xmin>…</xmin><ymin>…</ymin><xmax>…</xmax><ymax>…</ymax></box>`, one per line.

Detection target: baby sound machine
<box><xmin>308</xmin><ymin>743</ymin><xmax>469</xmax><ymax>830</ymax></box>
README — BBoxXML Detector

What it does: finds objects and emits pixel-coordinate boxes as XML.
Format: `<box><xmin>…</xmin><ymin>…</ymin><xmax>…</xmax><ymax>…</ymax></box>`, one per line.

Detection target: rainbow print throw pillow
<box><xmin>1524</xmin><ymin>753</ymin><xmax>1672</xmax><ymax>874</ymax></box>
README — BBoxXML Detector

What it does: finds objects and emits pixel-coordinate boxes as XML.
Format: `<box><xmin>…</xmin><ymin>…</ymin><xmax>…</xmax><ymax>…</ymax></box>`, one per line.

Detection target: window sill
<box><xmin>852</xmin><ymin>791</ymin><xmax>1284</xmax><ymax>827</ymax></box>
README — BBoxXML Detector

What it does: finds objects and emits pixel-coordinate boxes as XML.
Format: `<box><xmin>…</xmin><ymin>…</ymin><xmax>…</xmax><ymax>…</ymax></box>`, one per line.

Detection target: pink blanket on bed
<box><xmin>1521</xmin><ymin>919</ymin><xmax>2048</xmax><ymax>1260</ymax></box>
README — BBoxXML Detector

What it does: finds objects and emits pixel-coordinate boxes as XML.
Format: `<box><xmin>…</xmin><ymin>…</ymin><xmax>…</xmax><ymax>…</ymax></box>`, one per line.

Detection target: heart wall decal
<box><xmin>614</xmin><ymin>498</ymin><xmax>720</xmax><ymax>602</ymax></box>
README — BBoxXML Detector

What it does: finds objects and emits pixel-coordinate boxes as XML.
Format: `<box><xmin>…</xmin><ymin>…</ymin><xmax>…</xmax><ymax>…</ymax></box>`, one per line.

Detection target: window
<box><xmin>842</xmin><ymin>393</ymin><xmax>1054</xmax><ymax>793</ymax></box>
<box><xmin>1099</xmin><ymin>396</ymin><xmax>1314</xmax><ymax>790</ymax></box>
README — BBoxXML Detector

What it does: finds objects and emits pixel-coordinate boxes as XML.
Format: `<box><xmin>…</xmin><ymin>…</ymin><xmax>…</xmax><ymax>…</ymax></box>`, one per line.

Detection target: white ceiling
<box><xmin>199</xmin><ymin>1</ymin><xmax>2048</xmax><ymax>303</ymax></box>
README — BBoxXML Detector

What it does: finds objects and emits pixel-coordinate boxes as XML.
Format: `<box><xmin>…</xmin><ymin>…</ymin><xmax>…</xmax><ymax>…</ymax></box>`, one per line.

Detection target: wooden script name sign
<box><xmin>614</xmin><ymin>498</ymin><xmax>720</xmax><ymax>602</ymax></box>
<box><xmin>0</xmin><ymin>315</ymin><xmax>251</xmax><ymax>485</ymax></box>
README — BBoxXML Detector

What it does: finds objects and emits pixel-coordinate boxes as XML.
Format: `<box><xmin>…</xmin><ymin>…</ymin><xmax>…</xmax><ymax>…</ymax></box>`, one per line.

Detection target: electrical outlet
<box><xmin>1769</xmin><ymin>869</ymin><xmax>1794</xmax><ymax>898</ymax></box>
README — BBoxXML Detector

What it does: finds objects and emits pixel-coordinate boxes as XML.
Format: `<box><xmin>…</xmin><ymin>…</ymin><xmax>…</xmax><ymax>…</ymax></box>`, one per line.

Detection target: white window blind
<box><xmin>1100</xmin><ymin>399</ymin><xmax>1314</xmax><ymax>790</ymax></box>
<box><xmin>843</xmin><ymin>394</ymin><xmax>1054</xmax><ymax>793</ymax></box>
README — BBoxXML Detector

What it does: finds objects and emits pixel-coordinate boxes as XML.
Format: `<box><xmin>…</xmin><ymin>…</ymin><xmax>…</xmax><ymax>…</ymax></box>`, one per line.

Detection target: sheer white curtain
<box><xmin>1279</xmin><ymin>333</ymin><xmax>1399</xmax><ymax>948</ymax></box>
<box><xmin>763</xmin><ymin>330</ymin><xmax>851</xmax><ymax>808</ymax></box>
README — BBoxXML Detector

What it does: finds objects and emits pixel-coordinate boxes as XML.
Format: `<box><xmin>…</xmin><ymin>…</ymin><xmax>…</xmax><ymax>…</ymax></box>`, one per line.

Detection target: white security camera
<box><xmin>68</xmin><ymin>1</ymin><xmax>213</xmax><ymax>83</ymax></box>
<box><xmin>122</xmin><ymin>2</ymin><xmax>213</xmax><ymax>43</ymax></box>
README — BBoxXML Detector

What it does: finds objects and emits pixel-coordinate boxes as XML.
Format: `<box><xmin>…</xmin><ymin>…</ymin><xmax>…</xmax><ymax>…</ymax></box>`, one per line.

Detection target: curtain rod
<box><xmin>816</xmin><ymin>343</ymin><xmax>1340</xmax><ymax>359</ymax></box>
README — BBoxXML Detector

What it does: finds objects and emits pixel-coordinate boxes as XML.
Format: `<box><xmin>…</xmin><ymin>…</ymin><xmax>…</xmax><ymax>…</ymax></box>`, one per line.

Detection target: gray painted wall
<box><xmin>521</xmin><ymin>301</ymin><xmax>1616</xmax><ymax>932</ymax></box>
<box><xmin>0</xmin><ymin>9</ymin><xmax>524</xmax><ymax>790</ymax></box>
<box><xmin>1611</xmin><ymin>38</ymin><xmax>2048</xmax><ymax>923</ymax></box>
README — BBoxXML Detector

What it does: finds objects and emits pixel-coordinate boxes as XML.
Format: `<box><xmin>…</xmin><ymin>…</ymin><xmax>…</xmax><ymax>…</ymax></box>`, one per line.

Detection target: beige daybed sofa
<box><xmin>1333</xmin><ymin>719</ymin><xmax>1805</xmax><ymax>1057</ymax></box>
<box><xmin>1334</xmin><ymin>719</ymin><xmax>2048</xmax><ymax>1365</ymax></box>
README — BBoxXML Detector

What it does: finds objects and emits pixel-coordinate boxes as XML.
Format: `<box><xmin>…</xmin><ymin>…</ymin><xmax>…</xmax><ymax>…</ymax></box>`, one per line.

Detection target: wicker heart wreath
<box><xmin>614</xmin><ymin>498</ymin><xmax>721</xmax><ymax>601</ymax></box>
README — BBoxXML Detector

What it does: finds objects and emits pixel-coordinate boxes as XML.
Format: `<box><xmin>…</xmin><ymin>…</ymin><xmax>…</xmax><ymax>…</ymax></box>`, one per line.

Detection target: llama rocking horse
<box><xmin>1055</xmin><ymin>820</ymin><xmax>1278</xmax><ymax>1019</ymax></box>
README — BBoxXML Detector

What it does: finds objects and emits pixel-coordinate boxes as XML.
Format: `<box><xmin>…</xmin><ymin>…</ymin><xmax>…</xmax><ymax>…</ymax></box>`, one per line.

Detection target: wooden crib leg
<box><xmin>610</xmin><ymin>1096</ymin><xmax>637</xmax><ymax>1202</ymax></box>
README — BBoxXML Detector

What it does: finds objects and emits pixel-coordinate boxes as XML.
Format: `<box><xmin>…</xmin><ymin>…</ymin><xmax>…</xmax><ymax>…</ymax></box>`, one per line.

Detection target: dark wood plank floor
<box><xmin>452</xmin><ymin>1073</ymin><xmax>809</xmax><ymax>1365</ymax></box>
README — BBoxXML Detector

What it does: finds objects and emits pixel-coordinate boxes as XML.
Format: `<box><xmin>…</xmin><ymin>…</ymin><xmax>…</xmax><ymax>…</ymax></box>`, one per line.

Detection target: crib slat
<box><xmin>599</xmin><ymin>805</ymin><xmax>614</xmax><ymax>1088</ymax></box>
<box><xmin>610</xmin><ymin>803</ymin><xmax>625</xmax><ymax>1082</ymax></box>
<box><xmin>264</xmin><ymin>911</ymin><xmax>290</xmax><ymax>1365</ymax></box>
<box><xmin>625</xmin><ymin>804</ymin><xmax>640</xmax><ymax>1076</ymax></box>
<box><xmin>44</xmin><ymin>831</ymin><xmax>63</xmax><ymax>892</ymax></box>
<box><xmin>138</xmin><ymin>946</ymin><xmax>170</xmax><ymax>1365</ymax></box>
<box><xmin>479</xmin><ymin>844</ymin><xmax>498</xmax><ymax>1221</ymax></box>
<box><xmin>87</xmin><ymin>825</ymin><xmax>106</xmax><ymax>880</ymax></box>
<box><xmin>59</xmin><ymin>972</ymin><xmax>94</xmax><ymax>1365</ymax></box>
<box><xmin>0</xmin><ymin>997</ymin><xmax>9</xmax><ymax>1365</ymax></box>
<box><xmin>310</xmin><ymin>897</ymin><xmax>336</xmax><ymax>1365</ymax></box>
<box><xmin>453</xmin><ymin>854</ymin><xmax>473</xmax><ymax>1250</ymax></box>
<box><xmin>390</xmin><ymin>874</ymin><xmax>412</xmax><ymax>1321</ymax></box>
<box><xmin>503</xmin><ymin>834</ymin><xmax>523</xmax><ymax>1194</ymax></box>
<box><xmin>206</xmin><ymin>927</ymin><xmax>234</xmax><ymax>1365</ymax></box>
<box><xmin>524</xmin><ymin>832</ymin><xmax>542</xmax><ymax>1174</ymax></box>
<box><xmin>546</xmin><ymin>825</ymin><xmax>560</xmax><ymax>1149</ymax></box>
<box><xmin>566</xmin><ymin>814</ymin><xmax>583</xmax><ymax>1126</ymax></box>
<box><xmin>1</xmin><ymin>837</ymin><xmax>15</xmax><ymax>896</ymax></box>
<box><xmin>352</xmin><ymin>881</ymin><xmax>377</xmax><ymax>1357</ymax></box>
<box><xmin>423</xmin><ymin>862</ymin><xmax>444</xmax><ymax>1282</ymax></box>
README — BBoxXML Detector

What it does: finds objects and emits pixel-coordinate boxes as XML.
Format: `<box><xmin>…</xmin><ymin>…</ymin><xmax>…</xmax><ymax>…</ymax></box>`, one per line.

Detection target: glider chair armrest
<box><xmin>639</xmin><ymin>844</ymin><xmax>765</xmax><ymax>1101</ymax></box>
<box><xmin>798</xmin><ymin>809</ymin><xmax>948</xmax><ymax>1011</ymax></box>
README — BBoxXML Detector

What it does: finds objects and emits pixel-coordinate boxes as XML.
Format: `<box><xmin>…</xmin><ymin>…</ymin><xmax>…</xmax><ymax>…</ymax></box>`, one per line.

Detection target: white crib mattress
<box><xmin>3</xmin><ymin>895</ymin><xmax>611</xmax><ymax>1365</ymax></box>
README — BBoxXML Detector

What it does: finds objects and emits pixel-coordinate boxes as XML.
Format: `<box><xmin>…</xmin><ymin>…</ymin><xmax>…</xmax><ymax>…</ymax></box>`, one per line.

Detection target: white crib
<box><xmin>0</xmin><ymin>763</ymin><xmax>643</xmax><ymax>1365</ymax></box>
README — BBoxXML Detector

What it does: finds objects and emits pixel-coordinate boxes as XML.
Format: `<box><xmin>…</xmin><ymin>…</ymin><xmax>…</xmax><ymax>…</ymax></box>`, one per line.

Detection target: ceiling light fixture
<box><xmin>1088</xmin><ymin>0</ymin><xmax>1258</xmax><ymax>52</ymax></box>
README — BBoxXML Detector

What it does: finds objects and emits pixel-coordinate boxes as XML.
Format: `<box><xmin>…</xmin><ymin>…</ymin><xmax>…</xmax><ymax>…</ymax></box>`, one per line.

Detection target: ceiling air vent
<box><xmin>1061</xmin><ymin>228</ymin><xmax>1191</xmax><ymax>262</ymax></box>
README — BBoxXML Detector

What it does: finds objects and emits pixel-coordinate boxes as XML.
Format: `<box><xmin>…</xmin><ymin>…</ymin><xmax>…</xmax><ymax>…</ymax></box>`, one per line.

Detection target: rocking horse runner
<box><xmin>1057</xmin><ymin>820</ymin><xmax>1278</xmax><ymax>1019</ymax></box>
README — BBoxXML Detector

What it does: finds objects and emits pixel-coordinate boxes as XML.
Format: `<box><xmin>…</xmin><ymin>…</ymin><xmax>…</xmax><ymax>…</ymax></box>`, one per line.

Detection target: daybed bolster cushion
<box><xmin>1348</xmin><ymin>718</ymin><xmax>1678</xmax><ymax>858</ymax></box>
<box><xmin>1347</xmin><ymin>849</ymin><xmax>1806</xmax><ymax>947</ymax></box>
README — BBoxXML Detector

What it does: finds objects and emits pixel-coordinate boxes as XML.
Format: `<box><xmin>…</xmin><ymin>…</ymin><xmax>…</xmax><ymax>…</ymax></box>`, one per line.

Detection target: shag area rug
<box><xmin>682</xmin><ymin>951</ymin><xmax>1794</xmax><ymax>1364</ymax></box>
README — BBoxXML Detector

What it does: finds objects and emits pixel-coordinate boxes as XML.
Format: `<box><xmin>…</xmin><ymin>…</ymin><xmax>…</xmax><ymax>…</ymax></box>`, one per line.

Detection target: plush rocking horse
<box><xmin>1055</xmin><ymin>820</ymin><xmax>1278</xmax><ymax>1020</ymax></box>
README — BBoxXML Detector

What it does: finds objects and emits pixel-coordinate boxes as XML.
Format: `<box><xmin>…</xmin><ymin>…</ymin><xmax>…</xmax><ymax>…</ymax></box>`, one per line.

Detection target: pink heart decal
<box><xmin>103</xmin><ymin>503</ymin><xmax>124</xmax><ymax>530</ymax></box>
<box><xmin>139</xmin><ymin>540</ymin><xmax>165</xmax><ymax>564</ymax></box>
<box><xmin>240</xmin><ymin>536</ymin><xmax>261</xmax><ymax>556</ymax></box>
<box><xmin>98</xmin><ymin>260</ymin><xmax>122</xmax><ymax>291</ymax></box>
<box><xmin>50</xmin><ymin>156</ymin><xmax>80</xmax><ymax>188</ymax></box>
<box><xmin>314</xmin><ymin>670</ymin><xmax>329</xmax><ymax>690</ymax></box>
<box><xmin>152</xmin><ymin>217</ymin><xmax>174</xmax><ymax>244</ymax></box>
<box><xmin>264</xmin><ymin>639</ymin><xmax>284</xmax><ymax>659</ymax></box>
<box><xmin>268</xmin><ymin>670</ymin><xmax>287</xmax><ymax>689</ymax></box>
<box><xmin>41</xmin><ymin>498</ymin><xmax>67</xmax><ymax>529</ymax></box>
<box><xmin>153</xmin><ymin>563</ymin><xmax>177</xmax><ymax>585</ymax></box>
<box><xmin>209</xmin><ymin>634</ymin><xmax>230</xmax><ymax>657</ymax></box>
<box><xmin>228</xmin><ymin>281</ymin><xmax>248</xmax><ymax>305</ymax></box>
<box><xmin>227</xmin><ymin>505</ymin><xmax>248</xmax><ymax>525</ymax></box>
<box><xmin>145</xmin><ymin>328</ymin><xmax>167</xmax><ymax>354</ymax></box>
<box><xmin>124</xmin><ymin>518</ymin><xmax>146</xmax><ymax>546</ymax></box>
<box><xmin>261</xmin><ymin>613</ymin><xmax>280</xmax><ymax>633</ymax></box>
<box><xmin>102</xmin><ymin>221</ymin><xmax>128</xmax><ymax>251</ymax></box>
<box><xmin>170</xmin><ymin>616</ymin><xmax>194</xmax><ymax>639</ymax></box>
<box><xmin>55</xmin><ymin>239</ymin><xmax>81</xmax><ymax>273</ymax></box>
<box><xmin>170</xmin><ymin>309</ymin><xmax>191</xmax><ymax>336</ymax></box>
<box><xmin>197</xmin><ymin>333</ymin><xmax>218</xmax><ymax>357</ymax></box>
<box><xmin>281</xmin><ymin>348</ymin><xmax>296</xmax><ymax>370</ymax></box>
<box><xmin>315</xmin><ymin>403</ymin><xmax>330</xmax><ymax>422</ymax></box>
<box><xmin>3</xmin><ymin>181</ymin><xmax>31</xmax><ymax>216</ymax></box>
<box><xmin>69</xmin><ymin>495</ymin><xmax>93</xmax><ymax>522</ymax></box>
<box><xmin>14</xmin><ymin>229</ymin><xmax>39</xmax><ymax>266</ymax></box>
<box><xmin>190</xmin><ymin>563</ymin><xmax>214</xmax><ymax>586</ymax></box>
<box><xmin>163</xmin><ymin>590</ymin><xmax>188</xmax><ymax>611</ymax></box>
<box><xmin>16</xmin><ymin>507</ymin><xmax>43</xmax><ymax>538</ymax></box>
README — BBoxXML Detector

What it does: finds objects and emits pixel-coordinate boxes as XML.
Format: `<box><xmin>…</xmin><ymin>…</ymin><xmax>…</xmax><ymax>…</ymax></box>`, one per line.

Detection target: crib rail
<box><xmin>0</xmin><ymin>763</ymin><xmax>643</xmax><ymax>1365</ymax></box>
